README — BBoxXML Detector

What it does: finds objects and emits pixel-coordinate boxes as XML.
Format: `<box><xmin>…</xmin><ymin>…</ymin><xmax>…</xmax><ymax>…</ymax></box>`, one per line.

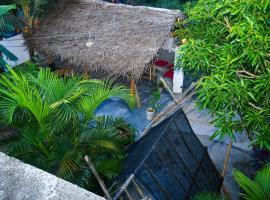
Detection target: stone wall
<box><xmin>0</xmin><ymin>152</ymin><xmax>105</xmax><ymax>200</ymax></box>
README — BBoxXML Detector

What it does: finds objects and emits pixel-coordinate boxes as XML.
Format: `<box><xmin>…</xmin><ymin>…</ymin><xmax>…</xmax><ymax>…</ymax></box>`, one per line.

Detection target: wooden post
<box><xmin>83</xmin><ymin>66</ymin><xmax>90</xmax><ymax>78</ymax></box>
<box><xmin>221</xmin><ymin>140</ymin><xmax>233</xmax><ymax>199</ymax></box>
<box><xmin>134</xmin><ymin>83</ymin><xmax>141</xmax><ymax>108</ymax></box>
<box><xmin>149</xmin><ymin>65</ymin><xmax>152</xmax><ymax>81</ymax></box>
<box><xmin>222</xmin><ymin>141</ymin><xmax>232</xmax><ymax>177</ymax></box>
<box><xmin>84</xmin><ymin>155</ymin><xmax>112</xmax><ymax>200</ymax></box>
<box><xmin>160</xmin><ymin>77</ymin><xmax>178</xmax><ymax>104</ymax></box>
<box><xmin>130</xmin><ymin>79</ymin><xmax>135</xmax><ymax>97</ymax></box>
<box><xmin>130</xmin><ymin>79</ymin><xmax>141</xmax><ymax>108</ymax></box>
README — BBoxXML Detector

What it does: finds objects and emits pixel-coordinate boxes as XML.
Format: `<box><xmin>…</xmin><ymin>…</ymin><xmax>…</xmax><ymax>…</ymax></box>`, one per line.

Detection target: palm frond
<box><xmin>192</xmin><ymin>192</ymin><xmax>222</xmax><ymax>200</ymax></box>
<box><xmin>0</xmin><ymin>45</ymin><xmax>17</xmax><ymax>62</ymax></box>
<box><xmin>233</xmin><ymin>165</ymin><xmax>270</xmax><ymax>200</ymax></box>
<box><xmin>94</xmin><ymin>157</ymin><xmax>123</xmax><ymax>179</ymax></box>
<box><xmin>0</xmin><ymin>4</ymin><xmax>22</xmax><ymax>33</ymax></box>
<box><xmin>254</xmin><ymin>165</ymin><xmax>270</xmax><ymax>199</ymax></box>
<box><xmin>80</xmin><ymin>127</ymin><xmax>124</xmax><ymax>153</ymax></box>
<box><xmin>0</xmin><ymin>66</ymin><xmax>50</xmax><ymax>128</ymax></box>
<box><xmin>80</xmin><ymin>79</ymin><xmax>134</xmax><ymax>122</ymax></box>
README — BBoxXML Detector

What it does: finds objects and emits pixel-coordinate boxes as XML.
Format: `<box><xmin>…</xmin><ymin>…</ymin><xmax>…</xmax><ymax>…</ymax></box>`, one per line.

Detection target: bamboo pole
<box><xmin>130</xmin><ymin>79</ymin><xmax>135</xmax><ymax>97</ymax></box>
<box><xmin>84</xmin><ymin>155</ymin><xmax>113</xmax><ymax>200</ymax></box>
<box><xmin>221</xmin><ymin>141</ymin><xmax>233</xmax><ymax>200</ymax></box>
<box><xmin>222</xmin><ymin>140</ymin><xmax>233</xmax><ymax>177</ymax></box>
<box><xmin>159</xmin><ymin>76</ymin><xmax>179</xmax><ymax>104</ymax></box>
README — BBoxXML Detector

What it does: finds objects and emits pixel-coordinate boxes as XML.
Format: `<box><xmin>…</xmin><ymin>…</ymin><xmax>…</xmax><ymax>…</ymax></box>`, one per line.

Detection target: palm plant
<box><xmin>0</xmin><ymin>65</ymin><xmax>135</xmax><ymax>191</ymax></box>
<box><xmin>234</xmin><ymin>165</ymin><xmax>270</xmax><ymax>200</ymax></box>
<box><xmin>192</xmin><ymin>193</ymin><xmax>222</xmax><ymax>200</ymax></box>
<box><xmin>192</xmin><ymin>165</ymin><xmax>270</xmax><ymax>200</ymax></box>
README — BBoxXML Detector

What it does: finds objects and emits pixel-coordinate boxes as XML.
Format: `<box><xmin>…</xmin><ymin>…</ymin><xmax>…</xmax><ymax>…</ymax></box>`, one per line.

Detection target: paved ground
<box><xmin>182</xmin><ymin>98</ymin><xmax>257</xmax><ymax>199</ymax></box>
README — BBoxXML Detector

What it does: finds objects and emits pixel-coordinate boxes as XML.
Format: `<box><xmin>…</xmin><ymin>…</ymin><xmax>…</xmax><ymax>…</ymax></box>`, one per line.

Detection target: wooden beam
<box><xmin>159</xmin><ymin>77</ymin><xmax>178</xmax><ymax>104</ymax></box>
<box><xmin>134</xmin><ymin>83</ymin><xmax>141</xmax><ymax>108</ymax></box>
<box><xmin>84</xmin><ymin>155</ymin><xmax>113</xmax><ymax>200</ymax></box>
<box><xmin>132</xmin><ymin>179</ymin><xmax>144</xmax><ymax>198</ymax></box>
<box><xmin>130</xmin><ymin>79</ymin><xmax>135</xmax><ymax>97</ymax></box>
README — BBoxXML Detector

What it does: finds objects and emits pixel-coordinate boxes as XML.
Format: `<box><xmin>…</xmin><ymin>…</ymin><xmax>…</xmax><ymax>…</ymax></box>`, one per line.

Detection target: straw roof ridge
<box><xmin>31</xmin><ymin>0</ymin><xmax>184</xmax><ymax>79</ymax></box>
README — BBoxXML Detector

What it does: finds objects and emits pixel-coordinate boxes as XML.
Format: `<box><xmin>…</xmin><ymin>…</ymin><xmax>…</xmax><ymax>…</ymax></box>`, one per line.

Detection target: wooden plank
<box><xmin>142</xmin><ymin>163</ymin><xmax>173</xmax><ymax>200</ymax></box>
<box><xmin>113</xmin><ymin>174</ymin><xmax>135</xmax><ymax>200</ymax></box>
<box><xmin>84</xmin><ymin>155</ymin><xmax>112</xmax><ymax>200</ymax></box>
<box><xmin>124</xmin><ymin>189</ymin><xmax>133</xmax><ymax>200</ymax></box>
<box><xmin>132</xmin><ymin>179</ymin><xmax>144</xmax><ymax>198</ymax></box>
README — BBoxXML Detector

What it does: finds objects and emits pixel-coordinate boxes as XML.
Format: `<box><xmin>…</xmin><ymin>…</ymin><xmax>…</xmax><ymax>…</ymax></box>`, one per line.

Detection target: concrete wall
<box><xmin>0</xmin><ymin>34</ymin><xmax>30</xmax><ymax>67</ymax></box>
<box><xmin>0</xmin><ymin>152</ymin><xmax>105</xmax><ymax>200</ymax></box>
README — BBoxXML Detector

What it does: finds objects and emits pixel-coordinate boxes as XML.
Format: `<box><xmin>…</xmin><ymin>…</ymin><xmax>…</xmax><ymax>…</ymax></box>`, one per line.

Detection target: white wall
<box><xmin>173</xmin><ymin>46</ymin><xmax>184</xmax><ymax>94</ymax></box>
<box><xmin>0</xmin><ymin>34</ymin><xmax>30</xmax><ymax>67</ymax></box>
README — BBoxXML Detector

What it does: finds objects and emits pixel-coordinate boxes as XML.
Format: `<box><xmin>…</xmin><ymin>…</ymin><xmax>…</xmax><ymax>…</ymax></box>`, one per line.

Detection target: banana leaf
<box><xmin>0</xmin><ymin>4</ymin><xmax>16</xmax><ymax>16</ymax></box>
<box><xmin>0</xmin><ymin>4</ymin><xmax>22</xmax><ymax>33</ymax></box>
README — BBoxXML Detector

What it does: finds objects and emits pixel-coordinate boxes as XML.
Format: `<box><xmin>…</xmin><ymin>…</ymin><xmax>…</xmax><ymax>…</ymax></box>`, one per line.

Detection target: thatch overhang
<box><xmin>29</xmin><ymin>0</ymin><xmax>183</xmax><ymax>79</ymax></box>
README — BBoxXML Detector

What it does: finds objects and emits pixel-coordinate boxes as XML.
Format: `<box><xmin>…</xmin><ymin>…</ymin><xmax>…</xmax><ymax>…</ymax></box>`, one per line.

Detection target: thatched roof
<box><xmin>30</xmin><ymin>0</ymin><xmax>183</xmax><ymax>79</ymax></box>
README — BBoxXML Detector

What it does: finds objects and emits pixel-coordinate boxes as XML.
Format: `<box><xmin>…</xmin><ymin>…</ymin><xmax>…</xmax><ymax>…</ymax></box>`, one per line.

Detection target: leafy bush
<box><xmin>175</xmin><ymin>0</ymin><xmax>270</xmax><ymax>150</ymax></box>
<box><xmin>192</xmin><ymin>165</ymin><xmax>270</xmax><ymax>200</ymax></box>
<box><xmin>0</xmin><ymin>66</ymin><xmax>135</xmax><ymax>192</ymax></box>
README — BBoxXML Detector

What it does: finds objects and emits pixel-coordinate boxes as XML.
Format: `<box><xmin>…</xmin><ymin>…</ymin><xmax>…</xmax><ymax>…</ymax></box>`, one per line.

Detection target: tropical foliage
<box><xmin>0</xmin><ymin>44</ymin><xmax>18</xmax><ymax>69</ymax></box>
<box><xmin>234</xmin><ymin>165</ymin><xmax>270</xmax><ymax>200</ymax></box>
<box><xmin>0</xmin><ymin>64</ymin><xmax>135</xmax><ymax>191</ymax></box>
<box><xmin>175</xmin><ymin>0</ymin><xmax>270</xmax><ymax>150</ymax></box>
<box><xmin>192</xmin><ymin>165</ymin><xmax>270</xmax><ymax>200</ymax></box>
<box><xmin>0</xmin><ymin>4</ymin><xmax>20</xmax><ymax>33</ymax></box>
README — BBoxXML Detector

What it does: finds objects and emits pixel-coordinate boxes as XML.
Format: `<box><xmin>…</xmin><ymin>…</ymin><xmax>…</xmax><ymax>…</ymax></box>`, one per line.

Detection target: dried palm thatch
<box><xmin>29</xmin><ymin>0</ymin><xmax>183</xmax><ymax>79</ymax></box>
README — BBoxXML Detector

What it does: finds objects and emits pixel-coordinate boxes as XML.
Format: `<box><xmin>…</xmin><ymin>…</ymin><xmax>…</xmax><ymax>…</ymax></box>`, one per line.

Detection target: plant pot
<box><xmin>146</xmin><ymin>108</ymin><xmax>155</xmax><ymax>121</ymax></box>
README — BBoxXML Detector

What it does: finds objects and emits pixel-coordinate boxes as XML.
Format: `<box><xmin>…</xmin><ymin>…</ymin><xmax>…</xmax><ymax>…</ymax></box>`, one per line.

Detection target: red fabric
<box><xmin>154</xmin><ymin>60</ymin><xmax>169</xmax><ymax>67</ymax></box>
<box><xmin>168</xmin><ymin>64</ymin><xmax>174</xmax><ymax>69</ymax></box>
<box><xmin>164</xmin><ymin>69</ymin><xmax>174</xmax><ymax>80</ymax></box>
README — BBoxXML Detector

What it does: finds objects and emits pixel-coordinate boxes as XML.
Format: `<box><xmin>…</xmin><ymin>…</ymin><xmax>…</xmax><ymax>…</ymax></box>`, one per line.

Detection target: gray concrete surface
<box><xmin>182</xmin><ymin>98</ymin><xmax>257</xmax><ymax>200</ymax></box>
<box><xmin>0</xmin><ymin>152</ymin><xmax>105</xmax><ymax>200</ymax></box>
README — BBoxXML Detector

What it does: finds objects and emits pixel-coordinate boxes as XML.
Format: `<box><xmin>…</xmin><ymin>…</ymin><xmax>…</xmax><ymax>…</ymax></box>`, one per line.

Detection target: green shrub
<box><xmin>175</xmin><ymin>0</ymin><xmax>270</xmax><ymax>150</ymax></box>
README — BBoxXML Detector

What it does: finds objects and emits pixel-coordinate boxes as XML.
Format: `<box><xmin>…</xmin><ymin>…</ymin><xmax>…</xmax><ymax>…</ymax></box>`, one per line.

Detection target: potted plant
<box><xmin>146</xmin><ymin>90</ymin><xmax>161</xmax><ymax>121</ymax></box>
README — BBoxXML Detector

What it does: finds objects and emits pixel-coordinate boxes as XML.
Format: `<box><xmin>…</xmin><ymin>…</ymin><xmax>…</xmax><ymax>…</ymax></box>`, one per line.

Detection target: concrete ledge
<box><xmin>0</xmin><ymin>152</ymin><xmax>105</xmax><ymax>200</ymax></box>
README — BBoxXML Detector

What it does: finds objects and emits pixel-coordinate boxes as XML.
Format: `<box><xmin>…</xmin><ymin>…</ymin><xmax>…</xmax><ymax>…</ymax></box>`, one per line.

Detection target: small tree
<box><xmin>175</xmin><ymin>0</ymin><xmax>270</xmax><ymax>150</ymax></box>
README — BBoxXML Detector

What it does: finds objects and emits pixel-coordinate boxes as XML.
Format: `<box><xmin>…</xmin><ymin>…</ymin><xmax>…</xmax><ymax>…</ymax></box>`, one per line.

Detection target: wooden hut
<box><xmin>113</xmin><ymin>108</ymin><xmax>223</xmax><ymax>200</ymax></box>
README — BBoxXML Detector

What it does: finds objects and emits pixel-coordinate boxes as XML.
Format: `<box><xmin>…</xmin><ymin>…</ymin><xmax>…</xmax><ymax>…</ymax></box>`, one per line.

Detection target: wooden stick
<box><xmin>132</xmin><ymin>179</ymin><xmax>144</xmax><ymax>198</ymax></box>
<box><xmin>221</xmin><ymin>141</ymin><xmax>233</xmax><ymax>200</ymax></box>
<box><xmin>124</xmin><ymin>189</ymin><xmax>132</xmax><ymax>200</ymax></box>
<box><xmin>84</xmin><ymin>155</ymin><xmax>112</xmax><ymax>200</ymax></box>
<box><xmin>134</xmin><ymin>83</ymin><xmax>141</xmax><ymax>108</ymax></box>
<box><xmin>222</xmin><ymin>140</ymin><xmax>233</xmax><ymax>177</ymax></box>
<box><xmin>130</xmin><ymin>79</ymin><xmax>135</xmax><ymax>97</ymax></box>
<box><xmin>149</xmin><ymin>65</ymin><xmax>152</xmax><ymax>81</ymax></box>
<box><xmin>160</xmin><ymin>77</ymin><xmax>178</xmax><ymax>104</ymax></box>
